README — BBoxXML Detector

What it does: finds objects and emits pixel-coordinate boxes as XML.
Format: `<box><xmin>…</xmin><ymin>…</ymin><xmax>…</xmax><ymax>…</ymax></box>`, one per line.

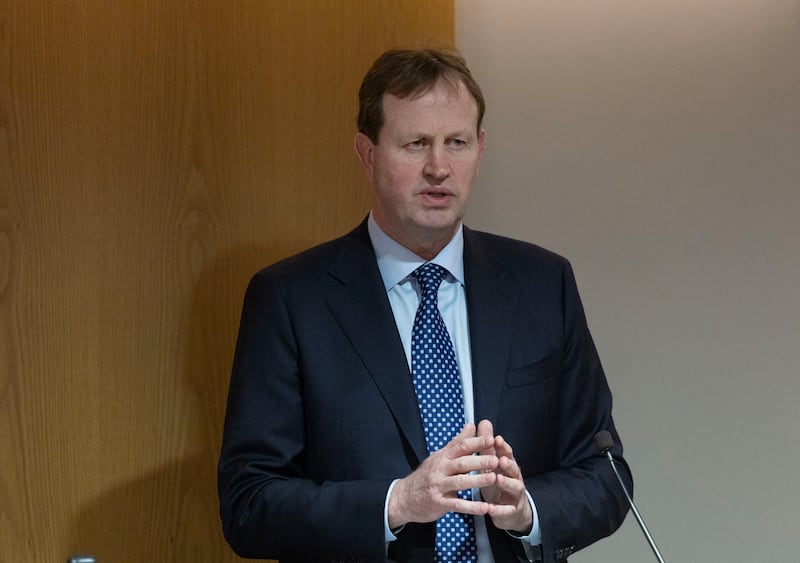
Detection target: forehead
<box><xmin>381</xmin><ymin>79</ymin><xmax>480</xmax><ymax>132</ymax></box>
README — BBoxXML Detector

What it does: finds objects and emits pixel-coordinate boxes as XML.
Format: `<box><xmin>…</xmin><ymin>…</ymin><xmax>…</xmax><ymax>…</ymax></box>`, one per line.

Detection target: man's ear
<box><xmin>477</xmin><ymin>128</ymin><xmax>487</xmax><ymax>158</ymax></box>
<box><xmin>475</xmin><ymin>128</ymin><xmax>487</xmax><ymax>176</ymax></box>
<box><xmin>353</xmin><ymin>132</ymin><xmax>375</xmax><ymax>178</ymax></box>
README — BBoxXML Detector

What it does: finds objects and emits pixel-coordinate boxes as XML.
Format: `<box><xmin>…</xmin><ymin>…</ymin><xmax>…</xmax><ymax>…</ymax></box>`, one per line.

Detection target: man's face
<box><xmin>355</xmin><ymin>79</ymin><xmax>486</xmax><ymax>258</ymax></box>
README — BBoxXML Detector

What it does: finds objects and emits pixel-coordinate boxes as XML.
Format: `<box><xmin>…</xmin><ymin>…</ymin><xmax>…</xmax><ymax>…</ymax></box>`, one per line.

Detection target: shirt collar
<box><xmin>367</xmin><ymin>212</ymin><xmax>465</xmax><ymax>291</ymax></box>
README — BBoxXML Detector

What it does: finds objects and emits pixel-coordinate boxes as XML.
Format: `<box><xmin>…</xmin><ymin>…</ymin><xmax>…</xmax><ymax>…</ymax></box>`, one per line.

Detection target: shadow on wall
<box><xmin>69</xmin><ymin>243</ymin><xmax>282</xmax><ymax>563</ymax></box>
<box><xmin>71</xmin><ymin>455</ymin><xmax>226</xmax><ymax>562</ymax></box>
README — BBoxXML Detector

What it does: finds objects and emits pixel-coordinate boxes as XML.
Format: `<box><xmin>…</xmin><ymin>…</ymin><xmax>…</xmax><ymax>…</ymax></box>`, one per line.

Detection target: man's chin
<box><xmin>415</xmin><ymin>209</ymin><xmax>464</xmax><ymax>231</ymax></box>
<box><xmin>410</xmin><ymin>220</ymin><xmax>463</xmax><ymax>249</ymax></box>
<box><xmin>414</xmin><ymin>220</ymin><xmax>461</xmax><ymax>238</ymax></box>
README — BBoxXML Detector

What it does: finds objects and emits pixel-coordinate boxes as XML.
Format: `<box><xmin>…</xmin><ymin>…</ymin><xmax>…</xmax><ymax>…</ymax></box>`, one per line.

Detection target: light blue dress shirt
<box><xmin>367</xmin><ymin>214</ymin><xmax>541</xmax><ymax>561</ymax></box>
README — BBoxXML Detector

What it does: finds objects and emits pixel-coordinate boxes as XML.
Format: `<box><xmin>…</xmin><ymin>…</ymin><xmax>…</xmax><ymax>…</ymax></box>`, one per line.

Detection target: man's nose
<box><xmin>423</xmin><ymin>146</ymin><xmax>450</xmax><ymax>180</ymax></box>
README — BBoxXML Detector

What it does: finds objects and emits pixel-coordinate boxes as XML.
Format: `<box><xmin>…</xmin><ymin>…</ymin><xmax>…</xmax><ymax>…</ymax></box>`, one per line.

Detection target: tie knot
<box><xmin>412</xmin><ymin>262</ymin><xmax>447</xmax><ymax>297</ymax></box>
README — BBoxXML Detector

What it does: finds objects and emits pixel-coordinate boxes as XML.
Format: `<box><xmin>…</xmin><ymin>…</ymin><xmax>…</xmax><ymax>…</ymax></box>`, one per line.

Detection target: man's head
<box><xmin>354</xmin><ymin>49</ymin><xmax>487</xmax><ymax>260</ymax></box>
<box><xmin>357</xmin><ymin>49</ymin><xmax>486</xmax><ymax>144</ymax></box>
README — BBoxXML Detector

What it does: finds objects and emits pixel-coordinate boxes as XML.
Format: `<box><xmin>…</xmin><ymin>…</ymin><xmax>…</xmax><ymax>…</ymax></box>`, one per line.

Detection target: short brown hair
<box><xmin>357</xmin><ymin>48</ymin><xmax>486</xmax><ymax>143</ymax></box>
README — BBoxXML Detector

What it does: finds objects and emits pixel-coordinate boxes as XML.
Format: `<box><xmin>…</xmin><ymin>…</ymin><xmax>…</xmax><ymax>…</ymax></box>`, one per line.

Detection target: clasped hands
<box><xmin>388</xmin><ymin>419</ymin><xmax>533</xmax><ymax>535</ymax></box>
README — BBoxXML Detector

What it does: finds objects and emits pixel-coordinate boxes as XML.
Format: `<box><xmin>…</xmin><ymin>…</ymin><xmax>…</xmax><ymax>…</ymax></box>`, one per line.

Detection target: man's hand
<box><xmin>477</xmin><ymin>419</ymin><xmax>533</xmax><ymax>535</ymax></box>
<box><xmin>388</xmin><ymin>423</ymin><xmax>500</xmax><ymax>529</ymax></box>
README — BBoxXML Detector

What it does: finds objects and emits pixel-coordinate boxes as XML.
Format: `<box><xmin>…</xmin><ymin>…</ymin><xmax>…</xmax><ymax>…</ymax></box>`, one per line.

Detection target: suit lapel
<box><xmin>324</xmin><ymin>222</ymin><xmax>429</xmax><ymax>465</ymax></box>
<box><xmin>463</xmin><ymin>227</ymin><xmax>519</xmax><ymax>425</ymax></box>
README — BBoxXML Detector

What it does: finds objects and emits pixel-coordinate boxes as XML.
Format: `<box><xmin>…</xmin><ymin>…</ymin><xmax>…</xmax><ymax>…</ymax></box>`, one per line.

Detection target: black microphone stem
<box><xmin>604</xmin><ymin>450</ymin><xmax>666</xmax><ymax>563</ymax></box>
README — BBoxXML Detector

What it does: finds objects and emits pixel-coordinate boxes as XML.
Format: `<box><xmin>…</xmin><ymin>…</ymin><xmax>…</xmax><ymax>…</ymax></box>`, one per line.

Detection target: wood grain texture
<box><xmin>0</xmin><ymin>1</ymin><xmax>453</xmax><ymax>561</ymax></box>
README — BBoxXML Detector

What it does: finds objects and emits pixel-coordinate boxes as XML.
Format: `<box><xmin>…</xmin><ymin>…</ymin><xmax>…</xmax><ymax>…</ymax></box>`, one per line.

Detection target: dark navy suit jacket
<box><xmin>218</xmin><ymin>220</ymin><xmax>631</xmax><ymax>562</ymax></box>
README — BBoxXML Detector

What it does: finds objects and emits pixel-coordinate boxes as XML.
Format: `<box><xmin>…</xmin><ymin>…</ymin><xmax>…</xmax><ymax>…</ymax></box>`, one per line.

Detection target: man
<box><xmin>218</xmin><ymin>49</ymin><xmax>631</xmax><ymax>563</ymax></box>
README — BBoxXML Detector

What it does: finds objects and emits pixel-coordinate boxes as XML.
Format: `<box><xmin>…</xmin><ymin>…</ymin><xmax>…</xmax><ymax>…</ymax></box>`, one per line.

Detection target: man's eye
<box><xmin>407</xmin><ymin>139</ymin><xmax>427</xmax><ymax>149</ymax></box>
<box><xmin>448</xmin><ymin>139</ymin><xmax>467</xmax><ymax>148</ymax></box>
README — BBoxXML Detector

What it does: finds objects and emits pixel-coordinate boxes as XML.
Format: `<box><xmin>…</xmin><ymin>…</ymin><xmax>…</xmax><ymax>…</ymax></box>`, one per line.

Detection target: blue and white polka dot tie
<box><xmin>410</xmin><ymin>263</ymin><xmax>477</xmax><ymax>562</ymax></box>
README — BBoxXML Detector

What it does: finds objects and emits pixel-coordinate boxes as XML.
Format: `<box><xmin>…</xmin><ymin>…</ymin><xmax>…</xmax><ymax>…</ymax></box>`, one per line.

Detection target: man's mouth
<box><xmin>421</xmin><ymin>187</ymin><xmax>454</xmax><ymax>199</ymax></box>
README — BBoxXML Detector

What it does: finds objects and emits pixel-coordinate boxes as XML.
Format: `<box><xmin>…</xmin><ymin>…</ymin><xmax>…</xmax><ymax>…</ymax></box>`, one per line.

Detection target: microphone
<box><xmin>594</xmin><ymin>431</ymin><xmax>666</xmax><ymax>563</ymax></box>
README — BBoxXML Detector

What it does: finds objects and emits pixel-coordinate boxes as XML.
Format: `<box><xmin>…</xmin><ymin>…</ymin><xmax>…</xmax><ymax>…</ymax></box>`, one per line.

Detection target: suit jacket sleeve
<box><xmin>520</xmin><ymin>260</ymin><xmax>632</xmax><ymax>561</ymax></box>
<box><xmin>217</xmin><ymin>265</ymin><xmax>392</xmax><ymax>561</ymax></box>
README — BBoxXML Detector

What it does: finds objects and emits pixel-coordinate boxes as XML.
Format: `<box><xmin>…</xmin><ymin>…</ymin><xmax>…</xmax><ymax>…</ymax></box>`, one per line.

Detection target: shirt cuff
<box><xmin>506</xmin><ymin>490</ymin><xmax>542</xmax><ymax>545</ymax></box>
<box><xmin>384</xmin><ymin>479</ymin><xmax>403</xmax><ymax>542</ymax></box>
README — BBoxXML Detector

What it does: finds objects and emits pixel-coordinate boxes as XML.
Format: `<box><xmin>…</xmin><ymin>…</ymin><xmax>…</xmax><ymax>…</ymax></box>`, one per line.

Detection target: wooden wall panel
<box><xmin>0</xmin><ymin>2</ymin><xmax>453</xmax><ymax>561</ymax></box>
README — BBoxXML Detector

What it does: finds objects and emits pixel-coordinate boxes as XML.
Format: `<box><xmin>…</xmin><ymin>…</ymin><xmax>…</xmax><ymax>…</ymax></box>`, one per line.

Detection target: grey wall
<box><xmin>456</xmin><ymin>1</ymin><xmax>800</xmax><ymax>561</ymax></box>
